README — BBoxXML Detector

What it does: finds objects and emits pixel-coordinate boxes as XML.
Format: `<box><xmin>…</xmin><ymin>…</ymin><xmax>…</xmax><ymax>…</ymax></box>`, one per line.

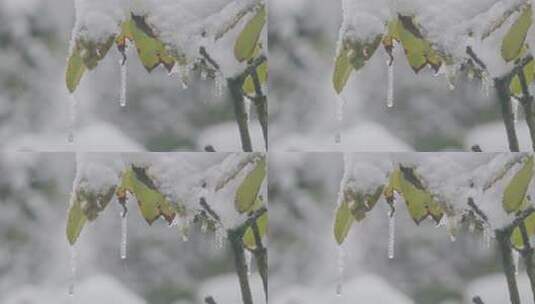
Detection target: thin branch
<box><xmin>496</xmin><ymin>229</ymin><xmax>522</xmax><ymax>304</ymax></box>
<box><xmin>495</xmin><ymin>77</ymin><xmax>520</xmax><ymax>152</ymax></box>
<box><xmin>251</xmin><ymin>220</ymin><xmax>268</xmax><ymax>301</ymax></box>
<box><xmin>468</xmin><ymin>198</ymin><xmax>489</xmax><ymax>223</ymax></box>
<box><xmin>228</xmin><ymin>77</ymin><xmax>253</xmax><ymax>152</ymax></box>
<box><xmin>519</xmin><ymin>221</ymin><xmax>535</xmax><ymax>303</ymax></box>
<box><xmin>250</xmin><ymin>68</ymin><xmax>268</xmax><ymax>150</ymax></box>
<box><xmin>472</xmin><ymin>296</ymin><xmax>485</xmax><ymax>304</ymax></box>
<box><xmin>517</xmin><ymin>66</ymin><xmax>535</xmax><ymax>151</ymax></box>
<box><xmin>466</xmin><ymin>47</ymin><xmax>487</xmax><ymax>70</ymax></box>
<box><xmin>199</xmin><ymin>197</ymin><xmax>221</xmax><ymax>223</ymax></box>
<box><xmin>229</xmin><ymin>229</ymin><xmax>254</xmax><ymax>304</ymax></box>
<box><xmin>200</xmin><ymin>47</ymin><xmax>221</xmax><ymax>71</ymax></box>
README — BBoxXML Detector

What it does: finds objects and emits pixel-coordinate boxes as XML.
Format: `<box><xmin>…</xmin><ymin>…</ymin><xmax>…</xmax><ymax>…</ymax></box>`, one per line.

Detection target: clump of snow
<box><xmin>339</xmin><ymin>0</ymin><xmax>530</xmax><ymax>78</ymax></box>
<box><xmin>71</xmin><ymin>153</ymin><xmax>265</xmax><ymax>229</ymax></box>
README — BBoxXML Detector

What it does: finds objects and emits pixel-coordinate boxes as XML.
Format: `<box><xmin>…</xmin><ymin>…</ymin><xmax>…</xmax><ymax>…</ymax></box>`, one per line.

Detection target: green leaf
<box><xmin>398</xmin><ymin>166</ymin><xmax>443</xmax><ymax>224</ymax></box>
<box><xmin>397</xmin><ymin>16</ymin><xmax>442</xmax><ymax>73</ymax></box>
<box><xmin>501</xmin><ymin>5</ymin><xmax>533</xmax><ymax>62</ymax></box>
<box><xmin>334</xmin><ymin>200</ymin><xmax>354</xmax><ymax>245</ymax></box>
<box><xmin>234</xmin><ymin>6</ymin><xmax>266</xmax><ymax>62</ymax></box>
<box><xmin>383</xmin><ymin>19</ymin><xmax>401</xmax><ymax>62</ymax></box>
<box><xmin>130</xmin><ymin>17</ymin><xmax>175</xmax><ymax>72</ymax></box>
<box><xmin>65</xmin><ymin>47</ymin><xmax>86</xmax><ymax>93</ymax></box>
<box><xmin>66</xmin><ymin>197</ymin><xmax>87</xmax><ymax>245</ymax></box>
<box><xmin>510</xmin><ymin>58</ymin><xmax>535</xmax><ymax>96</ymax></box>
<box><xmin>503</xmin><ymin>157</ymin><xmax>534</xmax><ymax>214</ymax></box>
<box><xmin>118</xmin><ymin>167</ymin><xmax>176</xmax><ymax>225</ymax></box>
<box><xmin>512</xmin><ymin>213</ymin><xmax>535</xmax><ymax>249</ymax></box>
<box><xmin>332</xmin><ymin>45</ymin><xmax>354</xmax><ymax>94</ymax></box>
<box><xmin>235</xmin><ymin>158</ymin><xmax>266</xmax><ymax>213</ymax></box>
<box><xmin>243</xmin><ymin>61</ymin><xmax>268</xmax><ymax>94</ymax></box>
<box><xmin>243</xmin><ymin>213</ymin><xmax>268</xmax><ymax>250</ymax></box>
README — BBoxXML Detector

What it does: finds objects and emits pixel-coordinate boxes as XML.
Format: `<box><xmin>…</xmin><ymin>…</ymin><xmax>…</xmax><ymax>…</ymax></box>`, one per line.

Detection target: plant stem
<box><xmin>229</xmin><ymin>229</ymin><xmax>254</xmax><ymax>304</ymax></box>
<box><xmin>496</xmin><ymin>229</ymin><xmax>522</xmax><ymax>304</ymax></box>
<box><xmin>252</xmin><ymin>221</ymin><xmax>268</xmax><ymax>300</ymax></box>
<box><xmin>250</xmin><ymin>68</ymin><xmax>268</xmax><ymax>150</ymax></box>
<box><xmin>495</xmin><ymin>78</ymin><xmax>520</xmax><ymax>152</ymax></box>
<box><xmin>228</xmin><ymin>77</ymin><xmax>253</xmax><ymax>152</ymax></box>
<box><xmin>519</xmin><ymin>221</ymin><xmax>535</xmax><ymax>303</ymax></box>
<box><xmin>517</xmin><ymin>67</ymin><xmax>535</xmax><ymax>151</ymax></box>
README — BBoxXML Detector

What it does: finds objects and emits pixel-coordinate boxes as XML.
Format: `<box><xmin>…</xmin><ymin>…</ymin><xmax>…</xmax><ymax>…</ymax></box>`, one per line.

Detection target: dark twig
<box><xmin>204</xmin><ymin>145</ymin><xmax>216</xmax><ymax>152</ymax></box>
<box><xmin>200</xmin><ymin>47</ymin><xmax>221</xmax><ymax>71</ymax></box>
<box><xmin>199</xmin><ymin>197</ymin><xmax>221</xmax><ymax>223</ymax></box>
<box><xmin>495</xmin><ymin>77</ymin><xmax>520</xmax><ymax>152</ymax></box>
<box><xmin>250</xmin><ymin>68</ymin><xmax>268</xmax><ymax>150</ymax></box>
<box><xmin>466</xmin><ymin>47</ymin><xmax>487</xmax><ymax>70</ymax></box>
<box><xmin>251</xmin><ymin>220</ymin><xmax>268</xmax><ymax>300</ymax></box>
<box><xmin>472</xmin><ymin>296</ymin><xmax>485</xmax><ymax>304</ymax></box>
<box><xmin>496</xmin><ymin>229</ymin><xmax>522</xmax><ymax>304</ymax></box>
<box><xmin>519</xmin><ymin>221</ymin><xmax>535</xmax><ymax>303</ymax></box>
<box><xmin>228</xmin><ymin>77</ymin><xmax>253</xmax><ymax>152</ymax></box>
<box><xmin>205</xmin><ymin>296</ymin><xmax>217</xmax><ymax>304</ymax></box>
<box><xmin>517</xmin><ymin>66</ymin><xmax>535</xmax><ymax>151</ymax></box>
<box><xmin>467</xmin><ymin>198</ymin><xmax>488</xmax><ymax>223</ymax></box>
<box><xmin>229</xmin><ymin>229</ymin><xmax>254</xmax><ymax>304</ymax></box>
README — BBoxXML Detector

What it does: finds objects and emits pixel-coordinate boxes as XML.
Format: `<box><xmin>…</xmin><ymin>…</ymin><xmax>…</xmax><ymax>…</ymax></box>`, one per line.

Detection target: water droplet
<box><xmin>69</xmin><ymin>245</ymin><xmax>77</xmax><ymax>296</ymax></box>
<box><xmin>119</xmin><ymin>58</ymin><xmax>127</xmax><ymax>108</ymax></box>
<box><xmin>120</xmin><ymin>214</ymin><xmax>127</xmax><ymax>260</ymax></box>
<box><xmin>386</xmin><ymin>60</ymin><xmax>394</xmax><ymax>108</ymax></box>
<box><xmin>388</xmin><ymin>211</ymin><xmax>396</xmax><ymax>259</ymax></box>
<box><xmin>336</xmin><ymin>245</ymin><xmax>345</xmax><ymax>296</ymax></box>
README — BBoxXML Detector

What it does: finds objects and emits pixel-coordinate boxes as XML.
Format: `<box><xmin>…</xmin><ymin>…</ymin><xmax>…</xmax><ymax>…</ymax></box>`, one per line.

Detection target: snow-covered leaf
<box><xmin>501</xmin><ymin>5</ymin><xmax>532</xmax><ymax>62</ymax></box>
<box><xmin>383</xmin><ymin>19</ymin><xmax>400</xmax><ymax>62</ymax></box>
<box><xmin>117</xmin><ymin>167</ymin><xmax>176</xmax><ymax>225</ymax></box>
<box><xmin>234</xmin><ymin>6</ymin><xmax>266</xmax><ymax>62</ymax></box>
<box><xmin>130</xmin><ymin>16</ymin><xmax>175</xmax><ymax>73</ymax></box>
<box><xmin>398</xmin><ymin>166</ymin><xmax>443</xmax><ymax>224</ymax></box>
<box><xmin>397</xmin><ymin>16</ymin><xmax>442</xmax><ymax>73</ymax></box>
<box><xmin>235</xmin><ymin>158</ymin><xmax>266</xmax><ymax>213</ymax></box>
<box><xmin>503</xmin><ymin>156</ymin><xmax>534</xmax><ymax>214</ymax></box>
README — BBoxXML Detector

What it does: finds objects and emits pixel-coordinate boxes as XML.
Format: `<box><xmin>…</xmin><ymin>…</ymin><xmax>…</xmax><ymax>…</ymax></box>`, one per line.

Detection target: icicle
<box><xmin>201</xmin><ymin>70</ymin><xmax>208</xmax><ymax>80</ymax></box>
<box><xmin>245</xmin><ymin>250</ymin><xmax>253</xmax><ymax>277</ymax></box>
<box><xmin>215</xmin><ymin>225</ymin><xmax>226</xmax><ymax>249</ymax></box>
<box><xmin>244</xmin><ymin>96</ymin><xmax>252</xmax><ymax>123</ymax></box>
<box><xmin>68</xmin><ymin>94</ymin><xmax>77</xmax><ymax>143</ymax></box>
<box><xmin>214</xmin><ymin>71</ymin><xmax>226</xmax><ymax>97</ymax></box>
<box><xmin>447</xmin><ymin>215</ymin><xmax>458</xmax><ymax>242</ymax></box>
<box><xmin>388</xmin><ymin>210</ymin><xmax>396</xmax><ymax>259</ymax></box>
<box><xmin>201</xmin><ymin>221</ymin><xmax>208</xmax><ymax>233</ymax></box>
<box><xmin>444</xmin><ymin>64</ymin><xmax>456</xmax><ymax>91</ymax></box>
<box><xmin>386</xmin><ymin>59</ymin><xmax>394</xmax><ymax>108</ymax></box>
<box><xmin>513</xmin><ymin>250</ymin><xmax>520</xmax><ymax>276</ymax></box>
<box><xmin>69</xmin><ymin>245</ymin><xmax>77</xmax><ymax>296</ymax></box>
<box><xmin>120</xmin><ymin>214</ymin><xmax>127</xmax><ymax>260</ymax></box>
<box><xmin>482</xmin><ymin>223</ymin><xmax>492</xmax><ymax>249</ymax></box>
<box><xmin>511</xmin><ymin>97</ymin><xmax>519</xmax><ymax>124</ymax></box>
<box><xmin>481</xmin><ymin>71</ymin><xmax>491</xmax><ymax>97</ymax></box>
<box><xmin>336</xmin><ymin>245</ymin><xmax>345</xmax><ymax>297</ymax></box>
<box><xmin>119</xmin><ymin>58</ymin><xmax>127</xmax><ymax>107</ymax></box>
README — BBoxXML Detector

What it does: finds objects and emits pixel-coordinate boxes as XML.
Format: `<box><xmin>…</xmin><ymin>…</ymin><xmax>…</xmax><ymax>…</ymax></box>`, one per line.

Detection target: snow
<box><xmin>71</xmin><ymin>153</ymin><xmax>264</xmax><ymax>229</ymax></box>
<box><xmin>272</xmin><ymin>274</ymin><xmax>414</xmax><ymax>304</ymax></box>
<box><xmin>465</xmin><ymin>121</ymin><xmax>534</xmax><ymax>152</ymax></box>
<box><xmin>465</xmin><ymin>273</ymin><xmax>533</xmax><ymax>304</ymax></box>
<box><xmin>3</xmin><ymin>275</ymin><xmax>146</xmax><ymax>304</ymax></box>
<box><xmin>340</xmin><ymin>153</ymin><xmax>533</xmax><ymax>230</ymax></box>
<box><xmin>196</xmin><ymin>273</ymin><xmax>265</xmax><ymax>304</ymax></box>
<box><xmin>339</xmin><ymin>0</ymin><xmax>529</xmax><ymax>78</ymax></box>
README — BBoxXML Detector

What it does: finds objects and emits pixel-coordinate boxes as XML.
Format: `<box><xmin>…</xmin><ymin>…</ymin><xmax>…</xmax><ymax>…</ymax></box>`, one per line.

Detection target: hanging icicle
<box><xmin>388</xmin><ymin>210</ymin><xmax>396</xmax><ymax>259</ymax></box>
<box><xmin>511</xmin><ymin>97</ymin><xmax>520</xmax><ymax>124</ymax></box>
<box><xmin>214</xmin><ymin>71</ymin><xmax>226</xmax><ymax>97</ymax></box>
<box><xmin>513</xmin><ymin>250</ymin><xmax>520</xmax><ymax>276</ymax></box>
<box><xmin>386</xmin><ymin>57</ymin><xmax>394</xmax><ymax>108</ymax></box>
<box><xmin>244</xmin><ymin>96</ymin><xmax>252</xmax><ymax>123</ymax></box>
<box><xmin>336</xmin><ymin>245</ymin><xmax>345</xmax><ymax>297</ymax></box>
<box><xmin>215</xmin><ymin>225</ymin><xmax>226</xmax><ymax>249</ymax></box>
<box><xmin>482</xmin><ymin>223</ymin><xmax>492</xmax><ymax>249</ymax></box>
<box><xmin>335</xmin><ymin>94</ymin><xmax>346</xmax><ymax>144</ymax></box>
<box><xmin>120</xmin><ymin>213</ymin><xmax>128</xmax><ymax>260</ymax></box>
<box><xmin>119</xmin><ymin>57</ymin><xmax>128</xmax><ymax>107</ymax></box>
<box><xmin>245</xmin><ymin>249</ymin><xmax>253</xmax><ymax>277</ymax></box>
<box><xmin>69</xmin><ymin>245</ymin><xmax>77</xmax><ymax>296</ymax></box>
<box><xmin>481</xmin><ymin>71</ymin><xmax>491</xmax><ymax>97</ymax></box>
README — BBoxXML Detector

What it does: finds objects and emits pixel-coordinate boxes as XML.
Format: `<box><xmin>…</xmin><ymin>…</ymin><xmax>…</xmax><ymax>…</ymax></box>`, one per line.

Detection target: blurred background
<box><xmin>0</xmin><ymin>152</ymin><xmax>264</xmax><ymax>304</ymax></box>
<box><xmin>268</xmin><ymin>0</ymin><xmax>534</xmax><ymax>152</ymax></box>
<box><xmin>269</xmin><ymin>153</ymin><xmax>533</xmax><ymax>304</ymax></box>
<box><xmin>0</xmin><ymin>0</ymin><xmax>264</xmax><ymax>152</ymax></box>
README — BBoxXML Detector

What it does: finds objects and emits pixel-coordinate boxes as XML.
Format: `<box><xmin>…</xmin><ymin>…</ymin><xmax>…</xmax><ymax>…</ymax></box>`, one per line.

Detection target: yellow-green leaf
<box><xmin>66</xmin><ymin>197</ymin><xmax>87</xmax><ymax>245</ymax></box>
<box><xmin>243</xmin><ymin>61</ymin><xmax>268</xmax><ymax>94</ymax></box>
<box><xmin>65</xmin><ymin>48</ymin><xmax>86</xmax><ymax>93</ymax></box>
<box><xmin>398</xmin><ymin>166</ymin><xmax>443</xmax><ymax>224</ymax></box>
<box><xmin>234</xmin><ymin>6</ymin><xmax>266</xmax><ymax>62</ymax></box>
<box><xmin>503</xmin><ymin>157</ymin><xmax>534</xmax><ymax>214</ymax></box>
<box><xmin>512</xmin><ymin>213</ymin><xmax>535</xmax><ymax>249</ymax></box>
<box><xmin>397</xmin><ymin>16</ymin><xmax>442</xmax><ymax>73</ymax></box>
<box><xmin>501</xmin><ymin>5</ymin><xmax>533</xmax><ymax>62</ymax></box>
<box><xmin>332</xmin><ymin>45</ymin><xmax>354</xmax><ymax>94</ymax></box>
<box><xmin>510</xmin><ymin>59</ymin><xmax>535</xmax><ymax>96</ymax></box>
<box><xmin>334</xmin><ymin>200</ymin><xmax>354</xmax><ymax>245</ymax></box>
<box><xmin>130</xmin><ymin>18</ymin><xmax>175</xmax><ymax>72</ymax></box>
<box><xmin>235</xmin><ymin>158</ymin><xmax>266</xmax><ymax>213</ymax></box>
<box><xmin>243</xmin><ymin>213</ymin><xmax>268</xmax><ymax>250</ymax></box>
<box><xmin>118</xmin><ymin>167</ymin><xmax>176</xmax><ymax>225</ymax></box>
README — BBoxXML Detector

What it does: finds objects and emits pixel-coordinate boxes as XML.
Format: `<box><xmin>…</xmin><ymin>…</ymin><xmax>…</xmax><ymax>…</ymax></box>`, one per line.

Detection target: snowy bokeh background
<box><xmin>0</xmin><ymin>152</ymin><xmax>265</xmax><ymax>304</ymax></box>
<box><xmin>269</xmin><ymin>153</ymin><xmax>533</xmax><ymax>304</ymax></box>
<box><xmin>0</xmin><ymin>0</ymin><xmax>264</xmax><ymax>152</ymax></box>
<box><xmin>268</xmin><ymin>0</ymin><xmax>533</xmax><ymax>152</ymax></box>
